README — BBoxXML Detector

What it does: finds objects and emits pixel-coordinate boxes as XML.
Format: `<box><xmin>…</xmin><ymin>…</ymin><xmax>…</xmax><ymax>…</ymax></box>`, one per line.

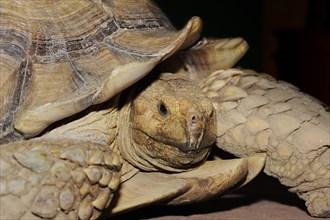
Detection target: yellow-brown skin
<box><xmin>118</xmin><ymin>73</ymin><xmax>216</xmax><ymax>172</ymax></box>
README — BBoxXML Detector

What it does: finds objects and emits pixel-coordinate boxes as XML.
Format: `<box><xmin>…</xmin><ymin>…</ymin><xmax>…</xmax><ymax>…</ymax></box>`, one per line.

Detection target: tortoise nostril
<box><xmin>191</xmin><ymin>115</ymin><xmax>197</xmax><ymax>123</ymax></box>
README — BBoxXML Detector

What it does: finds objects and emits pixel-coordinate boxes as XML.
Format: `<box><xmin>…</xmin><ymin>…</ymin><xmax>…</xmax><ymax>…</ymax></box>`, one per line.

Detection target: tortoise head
<box><xmin>118</xmin><ymin>73</ymin><xmax>216</xmax><ymax>172</ymax></box>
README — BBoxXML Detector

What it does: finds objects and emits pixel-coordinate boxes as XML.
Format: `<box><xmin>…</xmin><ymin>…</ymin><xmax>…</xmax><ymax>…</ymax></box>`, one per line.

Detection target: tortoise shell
<box><xmin>0</xmin><ymin>0</ymin><xmax>202</xmax><ymax>142</ymax></box>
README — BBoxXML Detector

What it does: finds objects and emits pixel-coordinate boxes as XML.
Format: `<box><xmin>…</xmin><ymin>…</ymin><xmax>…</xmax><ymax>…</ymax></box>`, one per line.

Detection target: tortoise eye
<box><xmin>158</xmin><ymin>102</ymin><xmax>168</xmax><ymax>116</ymax></box>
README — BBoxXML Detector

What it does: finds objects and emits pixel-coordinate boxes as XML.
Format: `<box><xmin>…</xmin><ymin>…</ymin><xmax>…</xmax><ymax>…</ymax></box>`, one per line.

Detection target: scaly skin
<box><xmin>201</xmin><ymin>68</ymin><xmax>330</xmax><ymax>217</ymax></box>
<box><xmin>0</xmin><ymin>139</ymin><xmax>122</xmax><ymax>220</ymax></box>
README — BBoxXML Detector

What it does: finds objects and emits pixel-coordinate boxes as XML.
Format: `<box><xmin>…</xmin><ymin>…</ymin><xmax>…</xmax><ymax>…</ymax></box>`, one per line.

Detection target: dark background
<box><xmin>154</xmin><ymin>0</ymin><xmax>330</xmax><ymax>105</ymax></box>
<box><xmin>155</xmin><ymin>0</ymin><xmax>262</xmax><ymax>71</ymax></box>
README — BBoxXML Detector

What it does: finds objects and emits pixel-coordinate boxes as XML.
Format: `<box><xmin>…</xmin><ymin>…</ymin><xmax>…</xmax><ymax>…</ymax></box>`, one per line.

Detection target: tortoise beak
<box><xmin>184</xmin><ymin>113</ymin><xmax>206</xmax><ymax>152</ymax></box>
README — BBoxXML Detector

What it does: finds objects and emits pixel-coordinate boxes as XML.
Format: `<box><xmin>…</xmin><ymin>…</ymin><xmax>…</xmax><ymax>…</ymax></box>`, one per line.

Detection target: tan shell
<box><xmin>0</xmin><ymin>0</ymin><xmax>202</xmax><ymax>143</ymax></box>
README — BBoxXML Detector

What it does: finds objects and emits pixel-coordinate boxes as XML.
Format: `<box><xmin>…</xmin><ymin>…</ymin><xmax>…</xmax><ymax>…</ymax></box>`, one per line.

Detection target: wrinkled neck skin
<box><xmin>118</xmin><ymin>72</ymin><xmax>216</xmax><ymax>172</ymax></box>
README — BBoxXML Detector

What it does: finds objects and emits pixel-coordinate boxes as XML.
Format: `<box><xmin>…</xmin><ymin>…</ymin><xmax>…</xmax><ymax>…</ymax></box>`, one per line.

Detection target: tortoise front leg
<box><xmin>0</xmin><ymin>139</ymin><xmax>122</xmax><ymax>220</ymax></box>
<box><xmin>202</xmin><ymin>68</ymin><xmax>330</xmax><ymax>217</ymax></box>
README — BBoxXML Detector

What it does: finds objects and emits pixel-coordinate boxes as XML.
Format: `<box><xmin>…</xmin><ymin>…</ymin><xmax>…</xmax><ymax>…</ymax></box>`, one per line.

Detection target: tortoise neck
<box><xmin>118</xmin><ymin>98</ymin><xmax>155</xmax><ymax>172</ymax></box>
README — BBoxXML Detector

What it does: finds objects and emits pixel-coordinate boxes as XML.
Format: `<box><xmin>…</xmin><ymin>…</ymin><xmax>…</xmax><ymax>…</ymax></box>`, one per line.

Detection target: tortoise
<box><xmin>0</xmin><ymin>0</ymin><xmax>329</xmax><ymax>219</ymax></box>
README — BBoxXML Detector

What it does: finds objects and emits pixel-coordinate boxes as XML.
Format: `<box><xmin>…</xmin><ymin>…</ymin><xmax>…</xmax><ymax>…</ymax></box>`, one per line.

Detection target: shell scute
<box><xmin>0</xmin><ymin>0</ymin><xmax>202</xmax><ymax>141</ymax></box>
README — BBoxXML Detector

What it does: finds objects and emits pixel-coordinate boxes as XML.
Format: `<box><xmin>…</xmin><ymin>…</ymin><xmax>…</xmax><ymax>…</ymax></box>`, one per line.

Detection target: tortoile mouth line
<box><xmin>136</xmin><ymin>128</ymin><xmax>207</xmax><ymax>153</ymax></box>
